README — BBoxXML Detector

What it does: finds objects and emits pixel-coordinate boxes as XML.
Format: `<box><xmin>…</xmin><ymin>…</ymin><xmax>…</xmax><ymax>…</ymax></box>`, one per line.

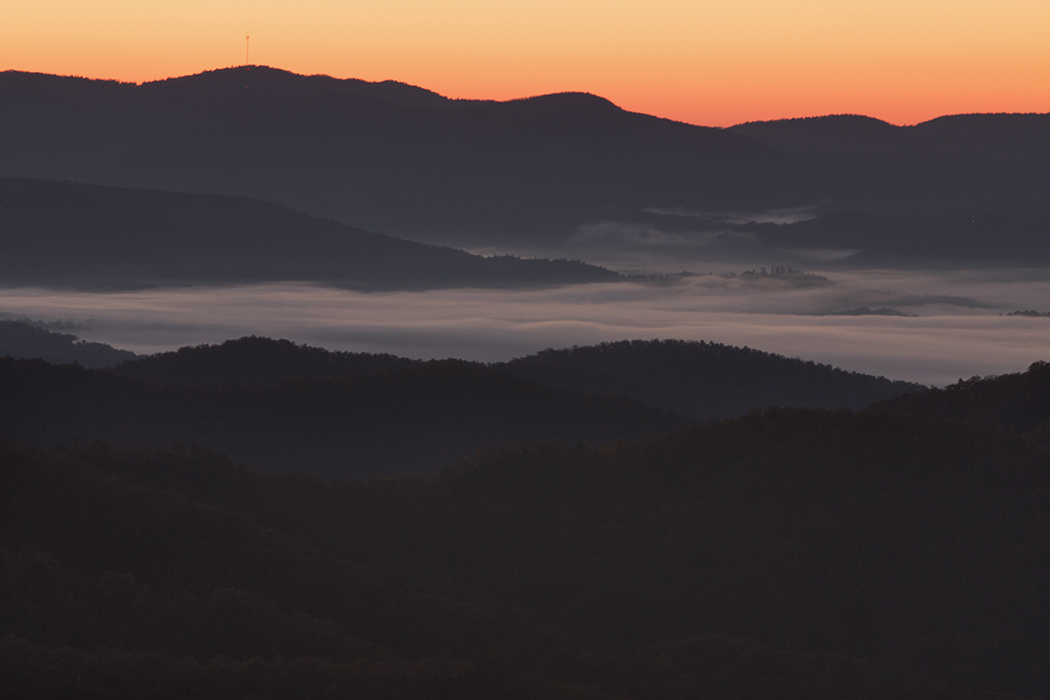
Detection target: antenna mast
<box><xmin>245</xmin><ymin>33</ymin><xmax>250</xmax><ymax>66</ymax></box>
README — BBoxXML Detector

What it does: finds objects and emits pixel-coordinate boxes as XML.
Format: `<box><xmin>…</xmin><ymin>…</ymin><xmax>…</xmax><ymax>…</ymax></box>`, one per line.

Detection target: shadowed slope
<box><xmin>3</xmin><ymin>437</ymin><xmax>970</xmax><ymax>698</ymax></box>
<box><xmin>871</xmin><ymin>360</ymin><xmax>1050</xmax><ymax>446</ymax></box>
<box><xmin>0</xmin><ymin>320</ymin><xmax>138</xmax><ymax>368</ymax></box>
<box><xmin>730</xmin><ymin>112</ymin><xmax>1050</xmax><ymax>164</ymax></box>
<box><xmin>112</xmin><ymin>336</ymin><xmax>417</xmax><ymax>385</ymax></box>
<box><xmin>0</xmin><ymin>357</ymin><xmax>687</xmax><ymax>477</ymax></box>
<box><xmin>19</xmin><ymin>406</ymin><xmax>1050</xmax><ymax>697</ymax></box>
<box><xmin>0</xmin><ymin>177</ymin><xmax>618</xmax><ymax>289</ymax></box>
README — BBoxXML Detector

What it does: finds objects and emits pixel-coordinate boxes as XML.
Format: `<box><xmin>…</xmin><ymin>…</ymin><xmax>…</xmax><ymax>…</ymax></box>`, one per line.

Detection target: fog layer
<box><xmin>1</xmin><ymin>268</ymin><xmax>1048</xmax><ymax>386</ymax></box>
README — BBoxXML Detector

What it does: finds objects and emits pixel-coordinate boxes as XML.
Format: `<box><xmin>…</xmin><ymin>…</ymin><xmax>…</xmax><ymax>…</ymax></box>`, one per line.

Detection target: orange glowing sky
<box><xmin>2</xmin><ymin>0</ymin><xmax>1047</xmax><ymax>126</ymax></box>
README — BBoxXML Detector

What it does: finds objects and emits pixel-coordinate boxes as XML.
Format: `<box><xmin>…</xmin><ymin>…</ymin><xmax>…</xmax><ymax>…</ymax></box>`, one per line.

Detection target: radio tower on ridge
<box><xmin>245</xmin><ymin>32</ymin><xmax>250</xmax><ymax>66</ymax></box>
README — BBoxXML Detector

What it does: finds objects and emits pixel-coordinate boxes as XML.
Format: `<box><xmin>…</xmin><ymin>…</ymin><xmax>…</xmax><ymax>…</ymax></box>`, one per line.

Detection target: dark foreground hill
<box><xmin>871</xmin><ymin>360</ymin><xmax>1050</xmax><ymax>447</ymax></box>
<box><xmin>0</xmin><ymin>177</ymin><xmax>618</xmax><ymax>290</ymax></box>
<box><xmin>0</xmin><ymin>357</ymin><xmax>686</xmax><ymax>477</ymax></box>
<box><xmin>498</xmin><ymin>339</ymin><xmax>922</xmax><ymax>419</ymax></box>
<box><xmin>0</xmin><ymin>442</ymin><xmax>603</xmax><ymax>700</ymax></box>
<box><xmin>0</xmin><ymin>319</ymin><xmax>138</xmax><ymax>368</ymax></box>
<box><xmin>110</xmin><ymin>337</ymin><xmax>922</xmax><ymax>417</ymax></box>
<box><xmin>4</xmin><ymin>405</ymin><xmax>1049</xmax><ymax>697</ymax></box>
<box><xmin>111</xmin><ymin>336</ymin><xmax>418</xmax><ymax>386</ymax></box>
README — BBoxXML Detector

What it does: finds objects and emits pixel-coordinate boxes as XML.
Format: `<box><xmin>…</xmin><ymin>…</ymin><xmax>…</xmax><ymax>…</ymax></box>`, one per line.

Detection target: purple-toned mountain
<box><xmin>0</xmin><ymin>177</ymin><xmax>618</xmax><ymax>289</ymax></box>
<box><xmin>730</xmin><ymin>112</ymin><xmax>1050</xmax><ymax>164</ymax></box>
<box><xmin>0</xmin><ymin>66</ymin><xmax>797</xmax><ymax>245</ymax></box>
<box><xmin>2</xmin><ymin>66</ymin><xmax>1049</xmax><ymax>261</ymax></box>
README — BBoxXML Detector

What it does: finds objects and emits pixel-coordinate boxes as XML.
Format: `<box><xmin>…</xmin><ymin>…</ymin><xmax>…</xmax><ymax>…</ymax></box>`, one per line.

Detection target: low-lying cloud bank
<box><xmin>1</xmin><ymin>268</ymin><xmax>1048</xmax><ymax>386</ymax></box>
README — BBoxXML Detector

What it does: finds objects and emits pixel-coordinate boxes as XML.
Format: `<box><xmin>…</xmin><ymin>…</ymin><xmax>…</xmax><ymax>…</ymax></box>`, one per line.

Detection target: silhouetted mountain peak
<box><xmin>138</xmin><ymin>65</ymin><xmax>458</xmax><ymax>110</ymax></box>
<box><xmin>915</xmin><ymin>111</ymin><xmax>1050</xmax><ymax>130</ymax></box>
<box><xmin>731</xmin><ymin>111</ymin><xmax>1050</xmax><ymax>166</ymax></box>
<box><xmin>509</xmin><ymin>91</ymin><xmax>621</xmax><ymax>112</ymax></box>
<box><xmin>728</xmin><ymin>114</ymin><xmax>901</xmax><ymax>155</ymax></box>
<box><xmin>734</xmin><ymin>113</ymin><xmax>898</xmax><ymax>133</ymax></box>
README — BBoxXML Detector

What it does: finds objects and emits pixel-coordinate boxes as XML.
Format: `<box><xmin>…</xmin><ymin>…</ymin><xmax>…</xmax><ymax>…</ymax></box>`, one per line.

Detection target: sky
<box><xmin>2</xmin><ymin>0</ymin><xmax>1047</xmax><ymax>126</ymax></box>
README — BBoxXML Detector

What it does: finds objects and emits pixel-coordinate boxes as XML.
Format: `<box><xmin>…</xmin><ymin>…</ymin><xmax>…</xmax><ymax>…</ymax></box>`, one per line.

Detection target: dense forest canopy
<box><xmin>0</xmin><ymin>356</ymin><xmax>688</xmax><ymax>477</ymax></box>
<box><xmin>0</xmin><ymin>319</ymin><xmax>137</xmax><ymax>368</ymax></box>
<box><xmin>870</xmin><ymin>360</ymin><xmax>1050</xmax><ymax>447</ymax></box>
<box><xmin>4</xmin><ymin>403</ymin><xmax>1050</xmax><ymax>697</ymax></box>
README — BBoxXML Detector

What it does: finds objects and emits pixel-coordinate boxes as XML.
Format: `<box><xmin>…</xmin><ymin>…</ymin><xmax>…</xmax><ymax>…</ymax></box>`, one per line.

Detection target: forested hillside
<box><xmin>112</xmin><ymin>336</ymin><xmax>417</xmax><ymax>386</ymax></box>
<box><xmin>0</xmin><ymin>357</ymin><xmax>686</xmax><ymax>477</ymax></box>
<box><xmin>6</xmin><ymin>326</ymin><xmax>1047</xmax><ymax>697</ymax></box>
<box><xmin>500</xmin><ymin>339</ymin><xmax>922</xmax><ymax>419</ymax></box>
<box><xmin>110</xmin><ymin>337</ymin><xmax>923</xmax><ymax>417</ymax></box>
<box><xmin>871</xmin><ymin>360</ymin><xmax>1050</xmax><ymax>446</ymax></box>
<box><xmin>0</xmin><ymin>177</ymin><xmax>617</xmax><ymax>290</ymax></box>
<box><xmin>4</xmin><ymin>404</ymin><xmax>1049</xmax><ymax>697</ymax></box>
<box><xmin>0</xmin><ymin>319</ymin><xmax>137</xmax><ymax>368</ymax></box>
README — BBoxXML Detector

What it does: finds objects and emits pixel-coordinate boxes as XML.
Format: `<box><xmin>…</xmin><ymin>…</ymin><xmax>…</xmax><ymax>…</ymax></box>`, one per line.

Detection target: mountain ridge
<box><xmin>0</xmin><ymin>177</ymin><xmax>619</xmax><ymax>289</ymax></box>
<box><xmin>5</xmin><ymin>65</ymin><xmax>1049</xmax><ymax>258</ymax></box>
<box><xmin>730</xmin><ymin>112</ymin><xmax>1050</xmax><ymax>164</ymax></box>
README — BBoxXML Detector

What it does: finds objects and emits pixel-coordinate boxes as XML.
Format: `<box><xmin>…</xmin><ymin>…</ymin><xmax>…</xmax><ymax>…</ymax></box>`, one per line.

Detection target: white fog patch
<box><xmin>644</xmin><ymin>205</ymin><xmax>824</xmax><ymax>225</ymax></box>
<box><xmin>570</xmin><ymin>221</ymin><xmax>727</xmax><ymax>248</ymax></box>
<box><xmin>0</xmin><ymin>267</ymin><xmax>1048</xmax><ymax>386</ymax></box>
<box><xmin>560</xmin><ymin>220</ymin><xmax>857</xmax><ymax>273</ymax></box>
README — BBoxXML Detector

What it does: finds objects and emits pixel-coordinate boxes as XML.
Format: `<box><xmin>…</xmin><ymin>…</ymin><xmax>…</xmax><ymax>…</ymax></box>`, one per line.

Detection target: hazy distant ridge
<box><xmin>3</xmin><ymin>66</ymin><xmax>1048</xmax><ymax>261</ymax></box>
<box><xmin>0</xmin><ymin>177</ymin><xmax>618</xmax><ymax>289</ymax></box>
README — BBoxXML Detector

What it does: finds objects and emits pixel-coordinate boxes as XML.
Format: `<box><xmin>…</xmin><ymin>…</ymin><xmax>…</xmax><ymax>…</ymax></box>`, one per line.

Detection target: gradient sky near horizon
<box><xmin>2</xmin><ymin>0</ymin><xmax>1048</xmax><ymax>126</ymax></box>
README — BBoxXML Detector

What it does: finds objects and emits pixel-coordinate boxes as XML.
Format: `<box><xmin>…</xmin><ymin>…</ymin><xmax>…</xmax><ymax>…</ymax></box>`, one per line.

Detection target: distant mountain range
<box><xmin>2</xmin><ymin>66</ymin><xmax>1048</xmax><ymax>264</ymax></box>
<box><xmin>729</xmin><ymin>112</ymin><xmax>1050</xmax><ymax>163</ymax></box>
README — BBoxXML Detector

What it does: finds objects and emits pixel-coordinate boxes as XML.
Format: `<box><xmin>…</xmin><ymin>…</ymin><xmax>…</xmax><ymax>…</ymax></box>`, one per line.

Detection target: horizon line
<box><xmin>4</xmin><ymin>64</ymin><xmax>1049</xmax><ymax>130</ymax></box>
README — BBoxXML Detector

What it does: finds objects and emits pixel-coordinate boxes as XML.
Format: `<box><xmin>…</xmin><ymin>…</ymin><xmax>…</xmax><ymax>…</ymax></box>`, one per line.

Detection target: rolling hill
<box><xmin>0</xmin><ymin>177</ymin><xmax>618</xmax><ymax>290</ymax></box>
<box><xmin>0</xmin><ymin>319</ymin><xmax>138</xmax><ymax>368</ymax></box>
<box><xmin>0</xmin><ymin>329</ymin><xmax>926</xmax><ymax>419</ymax></box>
<box><xmin>871</xmin><ymin>360</ymin><xmax>1050</xmax><ymax>446</ymax></box>
<box><xmin>498</xmin><ymin>339</ymin><xmax>923</xmax><ymax>419</ymax></box>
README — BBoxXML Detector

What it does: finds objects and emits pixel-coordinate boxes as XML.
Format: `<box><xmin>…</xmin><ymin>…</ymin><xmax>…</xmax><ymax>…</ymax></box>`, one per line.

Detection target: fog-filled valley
<box><xmin>2</xmin><ymin>266</ymin><xmax>1048</xmax><ymax>385</ymax></box>
<box><xmin>2</xmin><ymin>65</ymin><xmax>1050</xmax><ymax>699</ymax></box>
